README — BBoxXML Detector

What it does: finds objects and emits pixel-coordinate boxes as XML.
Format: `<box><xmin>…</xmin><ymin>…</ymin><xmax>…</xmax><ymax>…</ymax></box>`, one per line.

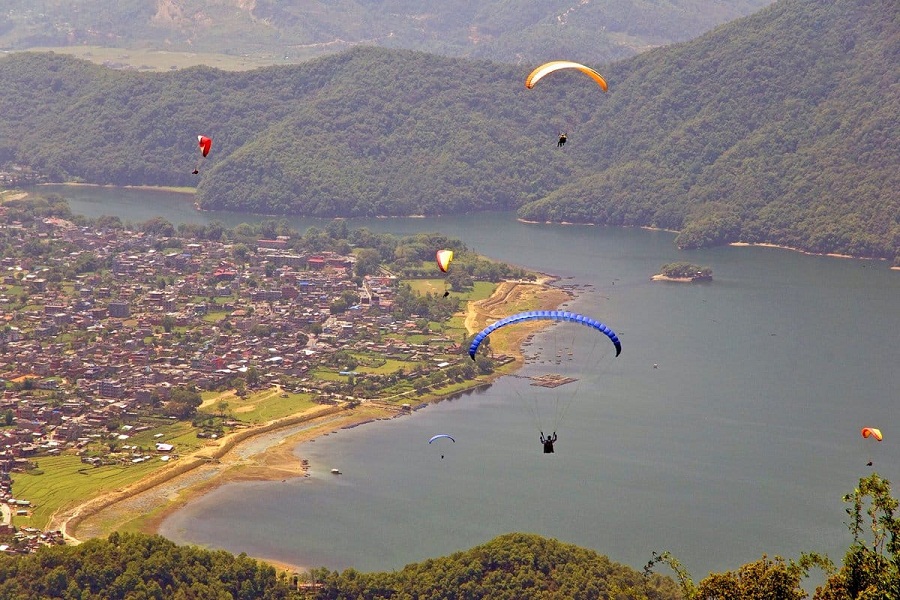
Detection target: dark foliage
<box><xmin>0</xmin><ymin>532</ymin><xmax>293</xmax><ymax>600</ymax></box>
<box><xmin>311</xmin><ymin>532</ymin><xmax>682</xmax><ymax>599</ymax></box>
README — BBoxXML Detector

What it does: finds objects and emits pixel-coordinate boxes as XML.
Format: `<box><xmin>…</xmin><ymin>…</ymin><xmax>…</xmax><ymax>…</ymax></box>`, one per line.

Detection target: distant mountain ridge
<box><xmin>0</xmin><ymin>0</ymin><xmax>774</xmax><ymax>65</ymax></box>
<box><xmin>0</xmin><ymin>0</ymin><xmax>896</xmax><ymax>261</ymax></box>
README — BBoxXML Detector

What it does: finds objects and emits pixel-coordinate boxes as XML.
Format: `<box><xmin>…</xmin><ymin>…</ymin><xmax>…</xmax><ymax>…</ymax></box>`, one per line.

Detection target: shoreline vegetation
<box><xmin>25</xmin><ymin>185</ymin><xmax>899</xmax><ymax>268</ymax></box>
<box><xmin>54</xmin><ymin>275</ymin><xmax>572</xmax><ymax>574</ymax></box>
<box><xmin>519</xmin><ymin>217</ymin><xmax>899</xmax><ymax>268</ymax></box>
<box><xmin>651</xmin><ymin>262</ymin><xmax>712</xmax><ymax>283</ymax></box>
<box><xmin>37</xmin><ymin>182</ymin><xmax>197</xmax><ymax>194</ymax></box>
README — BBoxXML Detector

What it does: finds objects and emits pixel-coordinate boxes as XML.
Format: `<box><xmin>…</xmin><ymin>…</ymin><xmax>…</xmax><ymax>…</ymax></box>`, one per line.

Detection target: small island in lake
<box><xmin>651</xmin><ymin>261</ymin><xmax>713</xmax><ymax>282</ymax></box>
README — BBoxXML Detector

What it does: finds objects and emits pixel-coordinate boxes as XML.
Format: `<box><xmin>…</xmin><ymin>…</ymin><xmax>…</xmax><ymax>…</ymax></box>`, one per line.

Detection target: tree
<box><xmin>354</xmin><ymin>248</ymin><xmax>381</xmax><ymax>278</ymax></box>
<box><xmin>139</xmin><ymin>216</ymin><xmax>176</xmax><ymax>237</ymax></box>
<box><xmin>329</xmin><ymin>297</ymin><xmax>350</xmax><ymax>314</ymax></box>
<box><xmin>816</xmin><ymin>474</ymin><xmax>900</xmax><ymax>599</ymax></box>
<box><xmin>161</xmin><ymin>314</ymin><xmax>177</xmax><ymax>333</ymax></box>
<box><xmin>325</xmin><ymin>218</ymin><xmax>349</xmax><ymax>240</ymax></box>
<box><xmin>696</xmin><ymin>555</ymin><xmax>806</xmax><ymax>600</ymax></box>
<box><xmin>164</xmin><ymin>387</ymin><xmax>203</xmax><ymax>419</ymax></box>
<box><xmin>474</xmin><ymin>354</ymin><xmax>494</xmax><ymax>375</ymax></box>
<box><xmin>232</xmin><ymin>243</ymin><xmax>250</xmax><ymax>263</ymax></box>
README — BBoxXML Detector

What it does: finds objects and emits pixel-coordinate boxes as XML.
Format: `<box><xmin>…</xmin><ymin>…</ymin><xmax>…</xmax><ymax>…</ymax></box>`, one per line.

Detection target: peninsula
<box><xmin>0</xmin><ymin>193</ymin><xmax>573</xmax><ymax>569</ymax></box>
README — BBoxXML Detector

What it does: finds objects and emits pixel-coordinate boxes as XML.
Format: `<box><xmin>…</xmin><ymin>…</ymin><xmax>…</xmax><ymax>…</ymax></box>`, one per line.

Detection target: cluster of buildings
<box><xmin>0</xmin><ymin>166</ymin><xmax>45</xmax><ymax>187</ymax></box>
<box><xmin>0</xmin><ymin>212</ymin><xmax>469</xmax><ymax>550</ymax></box>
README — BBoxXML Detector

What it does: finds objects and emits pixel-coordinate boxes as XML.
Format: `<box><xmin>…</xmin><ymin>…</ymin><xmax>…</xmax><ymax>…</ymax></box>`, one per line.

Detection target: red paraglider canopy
<box><xmin>193</xmin><ymin>135</ymin><xmax>212</xmax><ymax>174</ymax></box>
<box><xmin>198</xmin><ymin>135</ymin><xmax>212</xmax><ymax>157</ymax></box>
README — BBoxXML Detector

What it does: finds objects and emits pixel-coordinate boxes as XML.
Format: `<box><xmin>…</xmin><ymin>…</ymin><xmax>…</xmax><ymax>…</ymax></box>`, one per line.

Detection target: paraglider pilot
<box><xmin>557</xmin><ymin>132</ymin><xmax>567</xmax><ymax>148</ymax></box>
<box><xmin>540</xmin><ymin>431</ymin><xmax>557</xmax><ymax>453</ymax></box>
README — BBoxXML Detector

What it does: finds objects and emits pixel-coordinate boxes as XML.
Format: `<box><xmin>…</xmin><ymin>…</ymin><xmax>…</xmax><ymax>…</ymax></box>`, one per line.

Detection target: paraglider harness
<box><xmin>541</xmin><ymin>431</ymin><xmax>557</xmax><ymax>453</ymax></box>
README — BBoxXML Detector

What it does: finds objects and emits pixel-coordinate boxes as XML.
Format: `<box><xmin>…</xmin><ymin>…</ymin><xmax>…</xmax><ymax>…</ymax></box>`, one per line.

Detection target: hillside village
<box><xmin>0</xmin><ymin>200</ymin><xmax>508</xmax><ymax>554</ymax></box>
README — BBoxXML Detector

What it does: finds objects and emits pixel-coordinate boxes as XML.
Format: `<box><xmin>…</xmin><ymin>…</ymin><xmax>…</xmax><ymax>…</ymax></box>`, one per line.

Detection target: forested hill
<box><xmin>519</xmin><ymin>0</ymin><xmax>900</xmax><ymax>259</ymax></box>
<box><xmin>0</xmin><ymin>0</ymin><xmax>897</xmax><ymax>260</ymax></box>
<box><xmin>0</xmin><ymin>48</ymin><xmax>582</xmax><ymax>216</ymax></box>
<box><xmin>311</xmin><ymin>533</ymin><xmax>681</xmax><ymax>599</ymax></box>
<box><xmin>0</xmin><ymin>532</ymin><xmax>681</xmax><ymax>599</ymax></box>
<box><xmin>0</xmin><ymin>0</ymin><xmax>773</xmax><ymax>65</ymax></box>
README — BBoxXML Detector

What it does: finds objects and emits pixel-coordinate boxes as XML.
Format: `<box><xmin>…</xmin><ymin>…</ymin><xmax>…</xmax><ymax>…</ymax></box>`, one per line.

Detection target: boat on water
<box><xmin>330</xmin><ymin>468</ymin><xmax>342</xmax><ymax>475</ymax></box>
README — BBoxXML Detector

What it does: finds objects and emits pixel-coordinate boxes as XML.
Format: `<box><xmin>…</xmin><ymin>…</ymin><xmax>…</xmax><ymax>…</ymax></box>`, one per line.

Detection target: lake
<box><xmin>48</xmin><ymin>184</ymin><xmax>900</xmax><ymax>579</ymax></box>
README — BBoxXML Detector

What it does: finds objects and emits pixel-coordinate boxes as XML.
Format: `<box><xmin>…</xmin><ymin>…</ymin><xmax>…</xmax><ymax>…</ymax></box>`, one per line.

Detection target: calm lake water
<box><xmin>48</xmin><ymin>184</ymin><xmax>900</xmax><ymax>578</ymax></box>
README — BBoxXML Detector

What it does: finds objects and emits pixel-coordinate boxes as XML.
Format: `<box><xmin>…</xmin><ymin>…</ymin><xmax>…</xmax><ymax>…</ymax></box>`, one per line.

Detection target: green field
<box><xmin>201</xmin><ymin>310</ymin><xmax>230</xmax><ymax>323</ymax></box>
<box><xmin>350</xmin><ymin>356</ymin><xmax>409</xmax><ymax>375</ymax></box>
<box><xmin>24</xmin><ymin>46</ymin><xmax>288</xmax><ymax>72</ymax></box>
<box><xmin>405</xmin><ymin>279</ymin><xmax>447</xmax><ymax>296</ymax></box>
<box><xmin>199</xmin><ymin>387</ymin><xmax>318</xmax><ymax>424</ymax></box>
<box><xmin>310</xmin><ymin>368</ymin><xmax>347</xmax><ymax>383</ymax></box>
<box><xmin>124</xmin><ymin>421</ymin><xmax>206</xmax><ymax>454</ymax></box>
<box><xmin>467</xmin><ymin>281</ymin><xmax>497</xmax><ymax>302</ymax></box>
<box><xmin>10</xmin><ymin>454</ymin><xmax>162</xmax><ymax>529</ymax></box>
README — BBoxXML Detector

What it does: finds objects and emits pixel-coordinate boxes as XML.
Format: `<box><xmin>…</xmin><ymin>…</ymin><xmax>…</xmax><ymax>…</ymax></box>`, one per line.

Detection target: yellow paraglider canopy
<box><xmin>436</xmin><ymin>249</ymin><xmax>454</xmax><ymax>273</ymax></box>
<box><xmin>525</xmin><ymin>61</ymin><xmax>608</xmax><ymax>92</ymax></box>
<box><xmin>861</xmin><ymin>427</ymin><xmax>883</xmax><ymax>441</ymax></box>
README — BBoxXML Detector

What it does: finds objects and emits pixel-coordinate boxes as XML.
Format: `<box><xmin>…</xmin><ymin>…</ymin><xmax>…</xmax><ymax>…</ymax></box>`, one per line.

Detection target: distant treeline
<box><xmin>0</xmin><ymin>0</ymin><xmax>773</xmax><ymax>65</ymax></box>
<box><xmin>0</xmin><ymin>0</ymin><xmax>896</xmax><ymax>262</ymax></box>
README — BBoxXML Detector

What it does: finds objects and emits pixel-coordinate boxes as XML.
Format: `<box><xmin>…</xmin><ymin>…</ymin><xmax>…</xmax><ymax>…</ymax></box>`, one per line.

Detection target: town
<box><xmin>0</xmin><ymin>193</ymin><xmax>532</xmax><ymax>554</ymax></box>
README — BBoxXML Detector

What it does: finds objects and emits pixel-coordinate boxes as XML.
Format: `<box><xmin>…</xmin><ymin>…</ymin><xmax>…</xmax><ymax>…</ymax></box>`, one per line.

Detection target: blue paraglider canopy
<box><xmin>468</xmin><ymin>310</ymin><xmax>621</xmax><ymax>360</ymax></box>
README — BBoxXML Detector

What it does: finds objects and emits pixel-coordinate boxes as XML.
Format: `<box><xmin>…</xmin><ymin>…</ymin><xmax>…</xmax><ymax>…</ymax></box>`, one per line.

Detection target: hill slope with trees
<box><xmin>0</xmin><ymin>0</ymin><xmax>896</xmax><ymax>260</ymax></box>
<box><xmin>518</xmin><ymin>0</ymin><xmax>899</xmax><ymax>259</ymax></box>
<box><xmin>0</xmin><ymin>0</ymin><xmax>774</xmax><ymax>66</ymax></box>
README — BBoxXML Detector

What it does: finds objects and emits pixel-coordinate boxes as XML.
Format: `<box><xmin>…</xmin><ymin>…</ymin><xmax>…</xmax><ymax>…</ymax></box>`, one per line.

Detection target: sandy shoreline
<box><xmin>650</xmin><ymin>274</ymin><xmax>695</xmax><ymax>282</ymax></box>
<box><xmin>57</xmin><ymin>276</ymin><xmax>572</xmax><ymax>573</ymax></box>
<box><xmin>37</xmin><ymin>182</ymin><xmax>196</xmax><ymax>194</ymax></box>
<box><xmin>516</xmin><ymin>216</ymin><xmax>894</xmax><ymax>265</ymax></box>
<box><xmin>728</xmin><ymin>241</ymin><xmax>869</xmax><ymax>260</ymax></box>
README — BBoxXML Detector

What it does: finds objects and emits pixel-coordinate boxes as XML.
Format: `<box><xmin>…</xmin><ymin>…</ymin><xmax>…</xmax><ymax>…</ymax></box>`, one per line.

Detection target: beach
<box><xmin>55</xmin><ymin>276</ymin><xmax>572</xmax><ymax>573</ymax></box>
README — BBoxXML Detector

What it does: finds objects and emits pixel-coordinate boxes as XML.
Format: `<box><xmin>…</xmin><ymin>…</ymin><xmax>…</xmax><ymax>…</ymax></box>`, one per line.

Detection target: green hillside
<box><xmin>0</xmin><ymin>0</ymin><xmax>896</xmax><ymax>260</ymax></box>
<box><xmin>311</xmin><ymin>533</ymin><xmax>681</xmax><ymax>599</ymax></box>
<box><xmin>518</xmin><ymin>0</ymin><xmax>899</xmax><ymax>259</ymax></box>
<box><xmin>0</xmin><ymin>48</ymin><xmax>581</xmax><ymax>213</ymax></box>
<box><xmin>0</xmin><ymin>0</ymin><xmax>774</xmax><ymax>66</ymax></box>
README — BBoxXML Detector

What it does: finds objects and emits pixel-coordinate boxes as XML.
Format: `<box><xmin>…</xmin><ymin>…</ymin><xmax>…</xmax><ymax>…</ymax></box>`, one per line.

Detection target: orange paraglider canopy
<box><xmin>861</xmin><ymin>427</ymin><xmax>883</xmax><ymax>441</ymax></box>
<box><xmin>525</xmin><ymin>61</ymin><xmax>608</xmax><ymax>92</ymax></box>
